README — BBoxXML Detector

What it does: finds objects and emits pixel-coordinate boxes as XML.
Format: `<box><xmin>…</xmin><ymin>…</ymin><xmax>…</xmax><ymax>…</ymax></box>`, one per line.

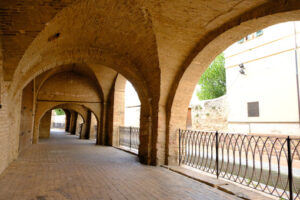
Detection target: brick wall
<box><xmin>0</xmin><ymin>80</ymin><xmax>22</xmax><ymax>174</ymax></box>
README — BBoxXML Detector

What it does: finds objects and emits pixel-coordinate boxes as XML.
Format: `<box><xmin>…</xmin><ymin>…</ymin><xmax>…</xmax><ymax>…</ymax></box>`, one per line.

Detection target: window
<box><xmin>247</xmin><ymin>102</ymin><xmax>259</xmax><ymax>117</ymax></box>
<box><xmin>237</xmin><ymin>38</ymin><xmax>244</xmax><ymax>44</ymax></box>
<box><xmin>237</xmin><ymin>30</ymin><xmax>263</xmax><ymax>44</ymax></box>
<box><xmin>256</xmin><ymin>30</ymin><xmax>263</xmax><ymax>37</ymax></box>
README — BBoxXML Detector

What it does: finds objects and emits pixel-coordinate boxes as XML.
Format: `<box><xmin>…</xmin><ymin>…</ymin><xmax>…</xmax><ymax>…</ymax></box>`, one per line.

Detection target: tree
<box><xmin>197</xmin><ymin>53</ymin><xmax>226</xmax><ymax>100</ymax></box>
<box><xmin>54</xmin><ymin>108</ymin><xmax>65</xmax><ymax>115</ymax></box>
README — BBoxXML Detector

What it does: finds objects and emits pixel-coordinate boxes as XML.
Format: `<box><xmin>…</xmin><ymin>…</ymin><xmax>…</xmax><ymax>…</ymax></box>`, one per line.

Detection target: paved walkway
<box><xmin>0</xmin><ymin>131</ymin><xmax>240</xmax><ymax>200</ymax></box>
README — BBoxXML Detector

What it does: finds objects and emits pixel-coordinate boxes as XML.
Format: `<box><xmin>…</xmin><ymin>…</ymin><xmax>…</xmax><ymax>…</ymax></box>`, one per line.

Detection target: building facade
<box><xmin>225</xmin><ymin>21</ymin><xmax>300</xmax><ymax>136</ymax></box>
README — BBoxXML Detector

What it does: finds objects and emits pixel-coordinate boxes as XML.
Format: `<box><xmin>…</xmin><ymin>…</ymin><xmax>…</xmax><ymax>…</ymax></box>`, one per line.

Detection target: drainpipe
<box><xmin>293</xmin><ymin>22</ymin><xmax>300</xmax><ymax>127</ymax></box>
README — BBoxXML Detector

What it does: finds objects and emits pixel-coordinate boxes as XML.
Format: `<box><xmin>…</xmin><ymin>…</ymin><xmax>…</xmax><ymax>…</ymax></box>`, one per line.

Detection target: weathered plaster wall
<box><xmin>191</xmin><ymin>96</ymin><xmax>228</xmax><ymax>132</ymax></box>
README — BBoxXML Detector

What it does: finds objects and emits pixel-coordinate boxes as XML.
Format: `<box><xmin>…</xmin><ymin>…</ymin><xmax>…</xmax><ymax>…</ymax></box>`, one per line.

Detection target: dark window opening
<box><xmin>248</xmin><ymin>102</ymin><xmax>259</xmax><ymax>117</ymax></box>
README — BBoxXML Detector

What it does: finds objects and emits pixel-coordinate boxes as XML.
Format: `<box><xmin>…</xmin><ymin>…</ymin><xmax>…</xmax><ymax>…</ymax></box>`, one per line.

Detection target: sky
<box><xmin>125</xmin><ymin>81</ymin><xmax>141</xmax><ymax>107</ymax></box>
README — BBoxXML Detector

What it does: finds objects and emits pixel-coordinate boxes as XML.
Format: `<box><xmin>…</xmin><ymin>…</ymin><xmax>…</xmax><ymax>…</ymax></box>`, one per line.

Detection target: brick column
<box><xmin>84</xmin><ymin>110</ymin><xmax>91</xmax><ymax>139</ymax></box>
<box><xmin>64</xmin><ymin>110</ymin><xmax>71</xmax><ymax>132</ymax></box>
<box><xmin>70</xmin><ymin>112</ymin><xmax>78</xmax><ymax>135</ymax></box>
<box><xmin>39</xmin><ymin>110</ymin><xmax>51</xmax><ymax>138</ymax></box>
<box><xmin>99</xmin><ymin>102</ymin><xmax>108</xmax><ymax>145</ymax></box>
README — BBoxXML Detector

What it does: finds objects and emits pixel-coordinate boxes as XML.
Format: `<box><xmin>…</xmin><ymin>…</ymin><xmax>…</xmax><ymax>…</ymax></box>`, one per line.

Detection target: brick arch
<box><xmin>38</xmin><ymin>72</ymin><xmax>101</xmax><ymax>103</ymax></box>
<box><xmin>58</xmin><ymin>104</ymin><xmax>100</xmax><ymax>139</ymax></box>
<box><xmin>53</xmin><ymin>105</ymin><xmax>100</xmax><ymax>139</ymax></box>
<box><xmin>36</xmin><ymin>63</ymin><xmax>104</xmax><ymax>102</ymax></box>
<box><xmin>6</xmin><ymin>0</ymin><xmax>159</xmax><ymax>165</ymax></box>
<box><xmin>15</xmin><ymin>54</ymin><xmax>155</xmax><ymax>164</ymax></box>
<box><xmin>53</xmin><ymin>105</ymin><xmax>89</xmax><ymax>124</ymax></box>
<box><xmin>11</xmin><ymin>47</ymin><xmax>152</xmax><ymax>112</ymax></box>
<box><xmin>9</xmin><ymin>0</ymin><xmax>159</xmax><ymax>108</ymax></box>
<box><xmin>11</xmin><ymin>55</ymin><xmax>157</xmax><ymax>164</ymax></box>
<box><xmin>34</xmin><ymin>102</ymin><xmax>100</xmax><ymax>143</ymax></box>
<box><xmin>38</xmin><ymin>107</ymin><xmax>86</xmax><ymax>139</ymax></box>
<box><xmin>166</xmin><ymin>10</ymin><xmax>300</xmax><ymax>165</ymax></box>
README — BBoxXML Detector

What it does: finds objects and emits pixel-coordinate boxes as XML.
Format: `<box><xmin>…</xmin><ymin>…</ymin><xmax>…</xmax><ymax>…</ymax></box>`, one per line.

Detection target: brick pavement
<box><xmin>0</xmin><ymin>131</ymin><xmax>240</xmax><ymax>200</ymax></box>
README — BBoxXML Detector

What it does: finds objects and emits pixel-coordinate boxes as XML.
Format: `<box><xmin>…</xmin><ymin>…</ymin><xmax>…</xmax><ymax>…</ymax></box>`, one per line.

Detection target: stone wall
<box><xmin>191</xmin><ymin>95</ymin><xmax>228</xmax><ymax>132</ymax></box>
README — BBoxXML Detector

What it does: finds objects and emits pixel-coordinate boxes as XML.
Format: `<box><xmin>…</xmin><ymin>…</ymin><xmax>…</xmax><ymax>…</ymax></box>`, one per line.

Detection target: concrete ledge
<box><xmin>161</xmin><ymin>165</ymin><xmax>275</xmax><ymax>200</ymax></box>
<box><xmin>113</xmin><ymin>146</ymin><xmax>138</xmax><ymax>156</ymax></box>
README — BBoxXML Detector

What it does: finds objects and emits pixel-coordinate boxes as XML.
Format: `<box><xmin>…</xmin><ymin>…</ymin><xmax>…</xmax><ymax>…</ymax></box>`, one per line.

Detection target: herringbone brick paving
<box><xmin>0</xmin><ymin>131</ymin><xmax>239</xmax><ymax>200</ymax></box>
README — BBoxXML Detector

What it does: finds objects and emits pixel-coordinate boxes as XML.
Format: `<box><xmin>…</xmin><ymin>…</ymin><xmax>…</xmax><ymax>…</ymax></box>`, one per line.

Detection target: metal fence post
<box><xmin>129</xmin><ymin>126</ymin><xmax>132</xmax><ymax>149</ymax></box>
<box><xmin>216</xmin><ymin>131</ymin><xmax>219</xmax><ymax>179</ymax></box>
<box><xmin>179</xmin><ymin>129</ymin><xmax>181</xmax><ymax>166</ymax></box>
<box><xmin>287</xmin><ymin>136</ymin><xmax>293</xmax><ymax>200</ymax></box>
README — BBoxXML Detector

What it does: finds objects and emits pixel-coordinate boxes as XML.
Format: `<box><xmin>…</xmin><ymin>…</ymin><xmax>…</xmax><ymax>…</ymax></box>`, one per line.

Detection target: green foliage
<box><xmin>54</xmin><ymin>108</ymin><xmax>65</xmax><ymax>115</ymax></box>
<box><xmin>197</xmin><ymin>53</ymin><xmax>226</xmax><ymax>100</ymax></box>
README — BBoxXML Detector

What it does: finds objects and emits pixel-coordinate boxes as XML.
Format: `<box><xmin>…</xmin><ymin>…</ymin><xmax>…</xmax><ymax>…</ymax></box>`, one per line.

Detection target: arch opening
<box><xmin>110</xmin><ymin>74</ymin><xmax>141</xmax><ymax>154</ymax></box>
<box><xmin>50</xmin><ymin>108</ymin><xmax>66</xmax><ymax>131</ymax></box>
<box><xmin>167</xmin><ymin>11</ymin><xmax>300</xmax><ymax>165</ymax></box>
<box><xmin>168</xmin><ymin>20</ymin><xmax>300</xmax><ymax>199</ymax></box>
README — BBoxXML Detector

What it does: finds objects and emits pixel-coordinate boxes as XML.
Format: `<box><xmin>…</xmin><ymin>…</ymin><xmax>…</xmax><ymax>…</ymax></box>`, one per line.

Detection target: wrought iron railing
<box><xmin>179</xmin><ymin>129</ymin><xmax>300</xmax><ymax>200</ymax></box>
<box><xmin>119</xmin><ymin>126</ymin><xmax>140</xmax><ymax>153</ymax></box>
<box><xmin>51</xmin><ymin>122</ymin><xmax>65</xmax><ymax>128</ymax></box>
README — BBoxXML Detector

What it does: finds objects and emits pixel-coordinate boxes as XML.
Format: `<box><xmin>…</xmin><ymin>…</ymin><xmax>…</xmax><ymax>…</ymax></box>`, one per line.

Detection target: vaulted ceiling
<box><xmin>1</xmin><ymin>0</ymin><xmax>300</xmax><ymax>107</ymax></box>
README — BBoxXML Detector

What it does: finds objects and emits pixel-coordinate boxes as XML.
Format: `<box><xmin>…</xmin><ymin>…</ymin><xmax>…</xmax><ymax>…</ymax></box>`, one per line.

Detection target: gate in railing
<box><xmin>119</xmin><ymin>126</ymin><xmax>140</xmax><ymax>153</ymax></box>
<box><xmin>179</xmin><ymin>129</ymin><xmax>300</xmax><ymax>200</ymax></box>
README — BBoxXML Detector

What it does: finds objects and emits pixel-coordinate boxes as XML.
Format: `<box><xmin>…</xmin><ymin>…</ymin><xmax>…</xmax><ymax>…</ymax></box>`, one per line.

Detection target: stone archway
<box><xmin>34</xmin><ymin>102</ymin><xmax>97</xmax><ymax>142</ymax></box>
<box><xmin>166</xmin><ymin>10</ymin><xmax>300</xmax><ymax>165</ymax></box>
<box><xmin>7</xmin><ymin>0</ymin><xmax>160</xmax><ymax>165</ymax></box>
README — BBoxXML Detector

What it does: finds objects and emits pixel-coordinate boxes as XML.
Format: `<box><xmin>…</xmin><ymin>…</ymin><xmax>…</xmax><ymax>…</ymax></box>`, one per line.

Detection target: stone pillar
<box><xmin>138</xmin><ymin>99</ymin><xmax>165</xmax><ymax>166</ymax></box>
<box><xmin>80</xmin><ymin>123</ymin><xmax>87</xmax><ymax>139</ymax></box>
<box><xmin>39</xmin><ymin>110</ymin><xmax>52</xmax><ymax>138</ymax></box>
<box><xmin>19</xmin><ymin>80</ymin><xmax>34</xmax><ymax>152</ymax></box>
<box><xmin>96</xmin><ymin>119</ymin><xmax>101</xmax><ymax>145</ymax></box>
<box><xmin>99</xmin><ymin>102</ymin><xmax>108</xmax><ymax>145</ymax></box>
<box><xmin>112</xmin><ymin>84</ymin><xmax>125</xmax><ymax>147</ymax></box>
<box><xmin>84</xmin><ymin>110</ymin><xmax>91</xmax><ymax>139</ymax></box>
<box><xmin>106</xmin><ymin>74</ymin><xmax>126</xmax><ymax>147</ymax></box>
<box><xmin>66</xmin><ymin>111</ymin><xmax>73</xmax><ymax>133</ymax></box>
<box><xmin>167</xmin><ymin>105</ymin><xmax>188</xmax><ymax>166</ymax></box>
<box><xmin>64</xmin><ymin>110</ymin><xmax>71</xmax><ymax>132</ymax></box>
<box><xmin>70</xmin><ymin>112</ymin><xmax>78</xmax><ymax>135</ymax></box>
<box><xmin>89</xmin><ymin>112</ymin><xmax>97</xmax><ymax>140</ymax></box>
<box><xmin>138</xmin><ymin>101</ymin><xmax>160</xmax><ymax>165</ymax></box>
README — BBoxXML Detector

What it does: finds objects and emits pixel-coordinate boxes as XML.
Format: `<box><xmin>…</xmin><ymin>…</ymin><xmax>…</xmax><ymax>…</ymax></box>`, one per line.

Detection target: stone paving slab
<box><xmin>0</xmin><ymin>131</ymin><xmax>240</xmax><ymax>200</ymax></box>
<box><xmin>162</xmin><ymin>165</ymin><xmax>275</xmax><ymax>200</ymax></box>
